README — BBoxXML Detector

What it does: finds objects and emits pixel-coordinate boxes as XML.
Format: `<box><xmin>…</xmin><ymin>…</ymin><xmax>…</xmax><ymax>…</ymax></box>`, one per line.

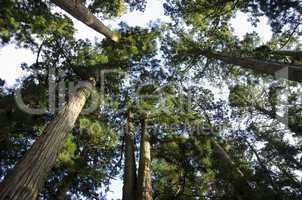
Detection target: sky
<box><xmin>0</xmin><ymin>0</ymin><xmax>273</xmax><ymax>87</ymax></box>
<box><xmin>0</xmin><ymin>0</ymin><xmax>274</xmax><ymax>199</ymax></box>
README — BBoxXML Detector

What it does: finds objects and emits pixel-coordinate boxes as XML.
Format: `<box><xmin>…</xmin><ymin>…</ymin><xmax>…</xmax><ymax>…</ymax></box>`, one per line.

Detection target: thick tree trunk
<box><xmin>122</xmin><ymin>111</ymin><xmax>137</xmax><ymax>200</ymax></box>
<box><xmin>52</xmin><ymin>0</ymin><xmax>118</xmax><ymax>42</ymax></box>
<box><xmin>200</xmin><ymin>50</ymin><xmax>302</xmax><ymax>82</ymax></box>
<box><xmin>0</xmin><ymin>83</ymin><xmax>93</xmax><ymax>200</ymax></box>
<box><xmin>137</xmin><ymin>118</ymin><xmax>152</xmax><ymax>200</ymax></box>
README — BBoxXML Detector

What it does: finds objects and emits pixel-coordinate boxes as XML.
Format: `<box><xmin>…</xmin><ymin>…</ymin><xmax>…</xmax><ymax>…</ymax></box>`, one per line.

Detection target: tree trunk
<box><xmin>200</xmin><ymin>50</ymin><xmax>302</xmax><ymax>82</ymax></box>
<box><xmin>212</xmin><ymin>141</ymin><xmax>256</xmax><ymax>200</ymax></box>
<box><xmin>271</xmin><ymin>50</ymin><xmax>302</xmax><ymax>60</ymax></box>
<box><xmin>0</xmin><ymin>83</ymin><xmax>93</xmax><ymax>200</ymax></box>
<box><xmin>252</xmin><ymin>130</ymin><xmax>302</xmax><ymax>187</ymax></box>
<box><xmin>137</xmin><ymin>118</ymin><xmax>152</xmax><ymax>200</ymax></box>
<box><xmin>52</xmin><ymin>0</ymin><xmax>118</xmax><ymax>42</ymax></box>
<box><xmin>212</xmin><ymin>141</ymin><xmax>246</xmax><ymax>178</ymax></box>
<box><xmin>244</xmin><ymin>140</ymin><xmax>279</xmax><ymax>192</ymax></box>
<box><xmin>192</xmin><ymin>111</ymin><xmax>254</xmax><ymax>199</ymax></box>
<box><xmin>122</xmin><ymin>111</ymin><xmax>137</xmax><ymax>200</ymax></box>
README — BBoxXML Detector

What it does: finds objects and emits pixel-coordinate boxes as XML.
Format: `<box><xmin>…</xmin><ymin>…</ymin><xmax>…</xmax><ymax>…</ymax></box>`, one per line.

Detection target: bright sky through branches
<box><xmin>0</xmin><ymin>1</ymin><xmax>274</xmax><ymax>198</ymax></box>
<box><xmin>0</xmin><ymin>0</ymin><xmax>273</xmax><ymax>88</ymax></box>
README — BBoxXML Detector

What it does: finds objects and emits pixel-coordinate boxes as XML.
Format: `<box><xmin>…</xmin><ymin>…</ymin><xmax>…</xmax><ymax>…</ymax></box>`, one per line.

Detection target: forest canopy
<box><xmin>0</xmin><ymin>0</ymin><xmax>301</xmax><ymax>200</ymax></box>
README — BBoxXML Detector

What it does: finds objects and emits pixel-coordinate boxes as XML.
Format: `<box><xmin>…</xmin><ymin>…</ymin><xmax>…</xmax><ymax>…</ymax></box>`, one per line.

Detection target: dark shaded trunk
<box><xmin>137</xmin><ymin>118</ymin><xmax>152</xmax><ymax>200</ymax></box>
<box><xmin>122</xmin><ymin>111</ymin><xmax>137</xmax><ymax>200</ymax></box>
<box><xmin>213</xmin><ymin>141</ymin><xmax>246</xmax><ymax>177</ymax></box>
<box><xmin>252</xmin><ymin>131</ymin><xmax>302</xmax><ymax>188</ymax></box>
<box><xmin>52</xmin><ymin>0</ymin><xmax>118</xmax><ymax>42</ymax></box>
<box><xmin>0</xmin><ymin>84</ymin><xmax>93</xmax><ymax>200</ymax></box>
<box><xmin>200</xmin><ymin>50</ymin><xmax>302</xmax><ymax>82</ymax></box>
<box><xmin>212</xmin><ymin>141</ymin><xmax>256</xmax><ymax>200</ymax></box>
<box><xmin>244</xmin><ymin>140</ymin><xmax>279</xmax><ymax>192</ymax></box>
<box><xmin>271</xmin><ymin>50</ymin><xmax>302</xmax><ymax>59</ymax></box>
<box><xmin>193</xmin><ymin>110</ymin><xmax>255</xmax><ymax>199</ymax></box>
<box><xmin>175</xmin><ymin>172</ymin><xmax>185</xmax><ymax>198</ymax></box>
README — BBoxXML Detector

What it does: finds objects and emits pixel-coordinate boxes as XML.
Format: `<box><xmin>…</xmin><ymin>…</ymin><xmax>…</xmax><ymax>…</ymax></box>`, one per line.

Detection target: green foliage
<box><xmin>240</xmin><ymin>0</ymin><xmax>302</xmax><ymax>33</ymax></box>
<box><xmin>164</xmin><ymin>0</ymin><xmax>236</xmax><ymax>28</ymax></box>
<box><xmin>100</xmin><ymin>23</ymin><xmax>159</xmax><ymax>68</ymax></box>
<box><xmin>0</xmin><ymin>0</ymin><xmax>74</xmax><ymax>47</ymax></box>
<box><xmin>87</xmin><ymin>0</ymin><xmax>147</xmax><ymax>17</ymax></box>
<box><xmin>153</xmin><ymin>134</ymin><xmax>216</xmax><ymax>199</ymax></box>
<box><xmin>58</xmin><ymin>135</ymin><xmax>77</xmax><ymax>166</ymax></box>
<box><xmin>1</xmin><ymin>0</ymin><xmax>302</xmax><ymax>199</ymax></box>
<box><xmin>229</xmin><ymin>85</ymin><xmax>251</xmax><ymax>107</ymax></box>
<box><xmin>88</xmin><ymin>0</ymin><xmax>127</xmax><ymax>18</ymax></box>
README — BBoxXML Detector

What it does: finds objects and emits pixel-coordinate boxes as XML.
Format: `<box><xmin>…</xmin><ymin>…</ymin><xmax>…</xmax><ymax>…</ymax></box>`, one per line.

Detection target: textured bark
<box><xmin>52</xmin><ymin>0</ymin><xmax>118</xmax><ymax>42</ymax></box>
<box><xmin>200</xmin><ymin>50</ymin><xmax>302</xmax><ymax>82</ymax></box>
<box><xmin>122</xmin><ymin>111</ymin><xmax>137</xmax><ymax>200</ymax></box>
<box><xmin>137</xmin><ymin>118</ymin><xmax>152</xmax><ymax>200</ymax></box>
<box><xmin>0</xmin><ymin>84</ymin><xmax>92</xmax><ymax>200</ymax></box>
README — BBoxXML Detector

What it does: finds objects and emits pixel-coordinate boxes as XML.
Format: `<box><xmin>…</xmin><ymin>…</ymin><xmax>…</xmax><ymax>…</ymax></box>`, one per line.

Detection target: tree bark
<box><xmin>122</xmin><ymin>111</ymin><xmax>137</xmax><ymax>200</ymax></box>
<box><xmin>200</xmin><ymin>50</ymin><xmax>302</xmax><ymax>82</ymax></box>
<box><xmin>52</xmin><ymin>0</ymin><xmax>119</xmax><ymax>42</ymax></box>
<box><xmin>0</xmin><ymin>83</ymin><xmax>93</xmax><ymax>200</ymax></box>
<box><xmin>137</xmin><ymin>118</ymin><xmax>152</xmax><ymax>200</ymax></box>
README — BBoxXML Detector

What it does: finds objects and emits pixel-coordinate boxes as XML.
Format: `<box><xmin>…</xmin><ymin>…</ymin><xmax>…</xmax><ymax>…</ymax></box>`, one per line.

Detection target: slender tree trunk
<box><xmin>271</xmin><ymin>50</ymin><xmax>302</xmax><ymax>59</ymax></box>
<box><xmin>252</xmin><ymin>131</ymin><xmax>302</xmax><ymax>187</ymax></box>
<box><xmin>175</xmin><ymin>171</ymin><xmax>185</xmax><ymax>198</ymax></box>
<box><xmin>52</xmin><ymin>0</ymin><xmax>118</xmax><ymax>42</ymax></box>
<box><xmin>212</xmin><ymin>141</ymin><xmax>256</xmax><ymax>200</ymax></box>
<box><xmin>0</xmin><ymin>83</ymin><xmax>93</xmax><ymax>200</ymax></box>
<box><xmin>212</xmin><ymin>141</ymin><xmax>246</xmax><ymax>178</ymax></box>
<box><xmin>244</xmin><ymin>140</ymin><xmax>279</xmax><ymax>192</ymax></box>
<box><xmin>193</xmin><ymin>112</ymin><xmax>254</xmax><ymax>199</ymax></box>
<box><xmin>137</xmin><ymin>118</ymin><xmax>152</xmax><ymax>200</ymax></box>
<box><xmin>200</xmin><ymin>50</ymin><xmax>302</xmax><ymax>82</ymax></box>
<box><xmin>122</xmin><ymin>111</ymin><xmax>137</xmax><ymax>200</ymax></box>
